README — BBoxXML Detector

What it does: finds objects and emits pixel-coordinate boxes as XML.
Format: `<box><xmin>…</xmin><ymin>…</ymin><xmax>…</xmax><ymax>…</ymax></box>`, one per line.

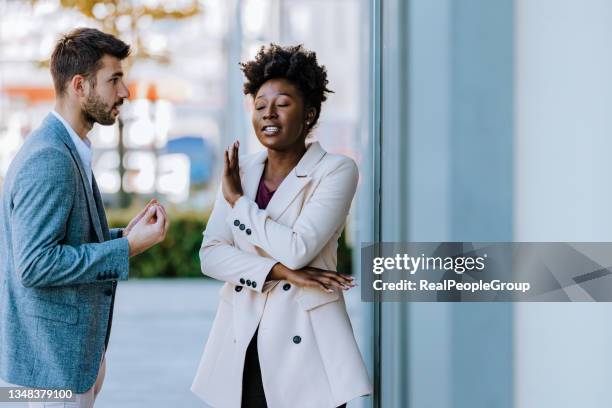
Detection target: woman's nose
<box><xmin>263</xmin><ymin>106</ymin><xmax>278</xmax><ymax>120</ymax></box>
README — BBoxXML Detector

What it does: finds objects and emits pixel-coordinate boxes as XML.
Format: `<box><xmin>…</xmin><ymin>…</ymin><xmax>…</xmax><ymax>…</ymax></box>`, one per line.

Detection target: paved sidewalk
<box><xmin>97</xmin><ymin>278</ymin><xmax>367</xmax><ymax>407</ymax></box>
<box><xmin>0</xmin><ymin>279</ymin><xmax>367</xmax><ymax>407</ymax></box>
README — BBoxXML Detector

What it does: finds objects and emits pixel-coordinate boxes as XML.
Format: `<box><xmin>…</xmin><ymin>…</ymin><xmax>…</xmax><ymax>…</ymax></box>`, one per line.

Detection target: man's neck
<box><xmin>54</xmin><ymin>100</ymin><xmax>92</xmax><ymax>140</ymax></box>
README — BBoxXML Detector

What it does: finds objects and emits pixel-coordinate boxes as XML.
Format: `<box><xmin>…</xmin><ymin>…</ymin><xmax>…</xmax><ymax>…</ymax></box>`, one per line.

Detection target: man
<box><xmin>0</xmin><ymin>28</ymin><xmax>168</xmax><ymax>407</ymax></box>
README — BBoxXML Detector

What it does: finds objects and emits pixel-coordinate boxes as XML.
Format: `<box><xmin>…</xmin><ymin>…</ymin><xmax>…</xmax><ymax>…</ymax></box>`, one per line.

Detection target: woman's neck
<box><xmin>264</xmin><ymin>143</ymin><xmax>308</xmax><ymax>189</ymax></box>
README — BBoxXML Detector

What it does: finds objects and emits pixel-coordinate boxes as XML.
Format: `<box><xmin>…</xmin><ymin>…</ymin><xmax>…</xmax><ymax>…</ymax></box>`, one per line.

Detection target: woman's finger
<box><xmin>322</xmin><ymin>271</ymin><xmax>354</xmax><ymax>286</ymax></box>
<box><xmin>234</xmin><ymin>140</ymin><xmax>240</xmax><ymax>170</ymax></box>
<box><xmin>315</xmin><ymin>275</ymin><xmax>346</xmax><ymax>290</ymax></box>
<box><xmin>310</xmin><ymin>279</ymin><xmax>333</xmax><ymax>293</ymax></box>
<box><xmin>227</xmin><ymin>145</ymin><xmax>233</xmax><ymax>169</ymax></box>
<box><xmin>223</xmin><ymin>148</ymin><xmax>230</xmax><ymax>174</ymax></box>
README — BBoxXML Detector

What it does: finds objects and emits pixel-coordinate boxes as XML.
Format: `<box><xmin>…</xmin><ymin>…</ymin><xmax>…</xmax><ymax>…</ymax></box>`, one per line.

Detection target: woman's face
<box><xmin>252</xmin><ymin>78</ymin><xmax>315</xmax><ymax>152</ymax></box>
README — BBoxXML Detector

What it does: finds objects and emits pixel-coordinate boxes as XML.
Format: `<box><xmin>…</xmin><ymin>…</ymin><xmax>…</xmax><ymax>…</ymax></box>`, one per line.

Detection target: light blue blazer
<box><xmin>0</xmin><ymin>114</ymin><xmax>129</xmax><ymax>392</ymax></box>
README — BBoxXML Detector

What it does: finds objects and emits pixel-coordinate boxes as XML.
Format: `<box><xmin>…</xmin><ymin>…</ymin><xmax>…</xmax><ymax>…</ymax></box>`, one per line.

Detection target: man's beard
<box><xmin>83</xmin><ymin>92</ymin><xmax>121</xmax><ymax>126</ymax></box>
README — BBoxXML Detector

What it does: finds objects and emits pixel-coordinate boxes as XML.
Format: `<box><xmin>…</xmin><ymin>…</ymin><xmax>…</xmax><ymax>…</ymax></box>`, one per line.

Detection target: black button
<box><xmin>235</xmin><ymin>286</ymin><xmax>243</xmax><ymax>292</ymax></box>
<box><xmin>104</xmin><ymin>289</ymin><xmax>113</xmax><ymax>296</ymax></box>
<box><xmin>246</xmin><ymin>229</ymin><xmax>252</xmax><ymax>235</ymax></box>
<box><xmin>246</xmin><ymin>279</ymin><xmax>252</xmax><ymax>286</ymax></box>
<box><xmin>234</xmin><ymin>219</ymin><xmax>240</xmax><ymax>226</ymax></box>
<box><xmin>293</xmin><ymin>336</ymin><xmax>301</xmax><ymax>344</ymax></box>
<box><xmin>239</xmin><ymin>224</ymin><xmax>246</xmax><ymax>231</ymax></box>
<box><xmin>240</xmin><ymin>278</ymin><xmax>245</xmax><ymax>284</ymax></box>
<box><xmin>252</xmin><ymin>281</ymin><xmax>257</xmax><ymax>288</ymax></box>
<box><xmin>283</xmin><ymin>283</ymin><xmax>291</xmax><ymax>291</ymax></box>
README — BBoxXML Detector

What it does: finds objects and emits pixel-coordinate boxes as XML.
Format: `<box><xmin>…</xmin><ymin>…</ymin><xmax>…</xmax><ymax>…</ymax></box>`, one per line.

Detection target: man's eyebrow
<box><xmin>111</xmin><ymin>72</ymin><xmax>124</xmax><ymax>78</ymax></box>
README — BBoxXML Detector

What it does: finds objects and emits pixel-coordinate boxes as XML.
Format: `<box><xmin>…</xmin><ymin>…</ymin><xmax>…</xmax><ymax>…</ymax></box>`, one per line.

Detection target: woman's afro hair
<box><xmin>240</xmin><ymin>44</ymin><xmax>333</xmax><ymax>129</ymax></box>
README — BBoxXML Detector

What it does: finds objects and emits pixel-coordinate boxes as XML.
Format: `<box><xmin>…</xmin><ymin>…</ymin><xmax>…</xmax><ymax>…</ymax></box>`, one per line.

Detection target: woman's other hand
<box><xmin>268</xmin><ymin>263</ymin><xmax>355</xmax><ymax>293</ymax></box>
<box><xmin>222</xmin><ymin>140</ymin><xmax>244</xmax><ymax>207</ymax></box>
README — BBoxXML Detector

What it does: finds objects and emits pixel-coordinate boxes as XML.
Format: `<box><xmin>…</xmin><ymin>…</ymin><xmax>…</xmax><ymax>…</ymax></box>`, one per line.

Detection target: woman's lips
<box><xmin>262</xmin><ymin>125</ymin><xmax>281</xmax><ymax>136</ymax></box>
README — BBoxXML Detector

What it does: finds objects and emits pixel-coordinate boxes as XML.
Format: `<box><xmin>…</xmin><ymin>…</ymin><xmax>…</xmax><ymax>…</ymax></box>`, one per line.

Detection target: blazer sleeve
<box><xmin>109</xmin><ymin>228</ymin><xmax>123</xmax><ymax>240</ymax></box>
<box><xmin>225</xmin><ymin>157</ymin><xmax>359</xmax><ymax>270</ymax></box>
<box><xmin>10</xmin><ymin>148</ymin><xmax>130</xmax><ymax>288</ymax></box>
<box><xmin>200</xmin><ymin>187</ymin><xmax>278</xmax><ymax>293</ymax></box>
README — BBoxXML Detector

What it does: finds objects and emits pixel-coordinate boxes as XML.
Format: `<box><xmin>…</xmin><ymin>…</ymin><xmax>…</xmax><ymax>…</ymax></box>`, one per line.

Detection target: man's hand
<box><xmin>268</xmin><ymin>263</ymin><xmax>355</xmax><ymax>293</ymax></box>
<box><xmin>124</xmin><ymin>199</ymin><xmax>158</xmax><ymax>236</ymax></box>
<box><xmin>126</xmin><ymin>203</ymin><xmax>169</xmax><ymax>257</ymax></box>
<box><xmin>222</xmin><ymin>140</ymin><xmax>243</xmax><ymax>207</ymax></box>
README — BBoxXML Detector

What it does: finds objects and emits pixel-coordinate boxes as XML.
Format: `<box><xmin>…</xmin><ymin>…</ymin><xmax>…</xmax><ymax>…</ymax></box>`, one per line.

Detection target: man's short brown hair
<box><xmin>50</xmin><ymin>28</ymin><xmax>130</xmax><ymax>96</ymax></box>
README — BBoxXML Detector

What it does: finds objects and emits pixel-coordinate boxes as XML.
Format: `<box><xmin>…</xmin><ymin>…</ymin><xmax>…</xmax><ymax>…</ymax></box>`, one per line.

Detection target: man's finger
<box><xmin>142</xmin><ymin>205</ymin><xmax>157</xmax><ymax>223</ymax></box>
<box><xmin>154</xmin><ymin>207</ymin><xmax>164</xmax><ymax>229</ymax></box>
<box><xmin>157</xmin><ymin>203</ymin><xmax>168</xmax><ymax>220</ymax></box>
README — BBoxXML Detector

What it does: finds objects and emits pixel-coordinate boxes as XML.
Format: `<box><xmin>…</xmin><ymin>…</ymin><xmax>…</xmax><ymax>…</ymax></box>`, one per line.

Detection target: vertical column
<box><xmin>372</xmin><ymin>0</ymin><xmax>515</xmax><ymax>407</ymax></box>
<box><xmin>448</xmin><ymin>1</ymin><xmax>514</xmax><ymax>407</ymax></box>
<box><xmin>515</xmin><ymin>1</ymin><xmax>612</xmax><ymax>407</ymax></box>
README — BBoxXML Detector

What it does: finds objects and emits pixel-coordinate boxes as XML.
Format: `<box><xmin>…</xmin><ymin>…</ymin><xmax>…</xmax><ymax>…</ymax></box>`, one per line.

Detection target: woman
<box><xmin>191</xmin><ymin>44</ymin><xmax>372</xmax><ymax>408</ymax></box>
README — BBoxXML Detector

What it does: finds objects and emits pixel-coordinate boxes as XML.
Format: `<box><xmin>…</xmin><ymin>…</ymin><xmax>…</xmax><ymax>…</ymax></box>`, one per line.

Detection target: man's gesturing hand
<box><xmin>126</xmin><ymin>204</ymin><xmax>169</xmax><ymax>257</ymax></box>
<box><xmin>124</xmin><ymin>199</ymin><xmax>158</xmax><ymax>236</ymax></box>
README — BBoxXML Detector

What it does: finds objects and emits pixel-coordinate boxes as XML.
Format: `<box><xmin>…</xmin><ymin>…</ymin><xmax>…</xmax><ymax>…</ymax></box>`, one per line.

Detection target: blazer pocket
<box><xmin>296</xmin><ymin>288</ymin><xmax>340</xmax><ymax>311</ymax></box>
<box><xmin>23</xmin><ymin>297</ymin><xmax>79</xmax><ymax>325</ymax></box>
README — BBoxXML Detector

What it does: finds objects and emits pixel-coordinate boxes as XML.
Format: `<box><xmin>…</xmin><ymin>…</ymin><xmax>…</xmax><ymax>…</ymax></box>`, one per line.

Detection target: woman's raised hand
<box><xmin>269</xmin><ymin>263</ymin><xmax>356</xmax><ymax>293</ymax></box>
<box><xmin>222</xmin><ymin>140</ymin><xmax>244</xmax><ymax>207</ymax></box>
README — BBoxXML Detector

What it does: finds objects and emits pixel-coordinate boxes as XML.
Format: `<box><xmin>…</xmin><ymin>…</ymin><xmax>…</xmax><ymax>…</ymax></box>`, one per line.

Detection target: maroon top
<box><xmin>255</xmin><ymin>174</ymin><xmax>275</xmax><ymax>210</ymax></box>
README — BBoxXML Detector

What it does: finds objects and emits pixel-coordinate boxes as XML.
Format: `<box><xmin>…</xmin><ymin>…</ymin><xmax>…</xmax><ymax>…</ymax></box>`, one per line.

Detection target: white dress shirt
<box><xmin>51</xmin><ymin>110</ymin><xmax>93</xmax><ymax>188</ymax></box>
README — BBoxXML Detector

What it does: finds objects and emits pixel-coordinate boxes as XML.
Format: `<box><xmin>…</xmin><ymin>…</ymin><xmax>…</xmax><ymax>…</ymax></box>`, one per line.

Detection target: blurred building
<box><xmin>0</xmin><ymin>0</ymin><xmax>363</xmax><ymax>211</ymax></box>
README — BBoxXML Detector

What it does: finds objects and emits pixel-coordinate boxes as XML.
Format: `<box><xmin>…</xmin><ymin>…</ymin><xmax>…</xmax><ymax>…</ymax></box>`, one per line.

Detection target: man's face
<box><xmin>82</xmin><ymin>55</ymin><xmax>129</xmax><ymax>126</ymax></box>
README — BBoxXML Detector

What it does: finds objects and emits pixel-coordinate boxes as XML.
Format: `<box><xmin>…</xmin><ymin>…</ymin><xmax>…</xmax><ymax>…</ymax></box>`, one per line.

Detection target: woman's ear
<box><xmin>305</xmin><ymin>107</ymin><xmax>316</xmax><ymax>126</ymax></box>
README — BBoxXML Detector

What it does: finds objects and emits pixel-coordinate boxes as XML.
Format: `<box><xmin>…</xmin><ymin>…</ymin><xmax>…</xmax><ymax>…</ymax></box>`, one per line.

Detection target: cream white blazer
<box><xmin>191</xmin><ymin>142</ymin><xmax>372</xmax><ymax>407</ymax></box>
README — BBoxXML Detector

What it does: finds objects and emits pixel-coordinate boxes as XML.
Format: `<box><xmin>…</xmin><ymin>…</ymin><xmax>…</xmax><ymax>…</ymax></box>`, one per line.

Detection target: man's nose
<box><xmin>118</xmin><ymin>81</ymin><xmax>130</xmax><ymax>99</ymax></box>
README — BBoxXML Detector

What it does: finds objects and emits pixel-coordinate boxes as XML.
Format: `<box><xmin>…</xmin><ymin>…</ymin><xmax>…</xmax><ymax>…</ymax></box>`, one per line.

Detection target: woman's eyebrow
<box><xmin>256</xmin><ymin>92</ymin><xmax>293</xmax><ymax>99</ymax></box>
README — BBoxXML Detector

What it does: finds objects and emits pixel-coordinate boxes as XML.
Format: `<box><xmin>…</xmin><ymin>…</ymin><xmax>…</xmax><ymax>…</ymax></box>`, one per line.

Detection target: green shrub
<box><xmin>108</xmin><ymin>210</ymin><xmax>353</xmax><ymax>278</ymax></box>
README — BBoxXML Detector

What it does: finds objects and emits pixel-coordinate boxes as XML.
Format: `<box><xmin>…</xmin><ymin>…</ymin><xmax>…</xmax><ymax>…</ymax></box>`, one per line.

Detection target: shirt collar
<box><xmin>51</xmin><ymin>111</ymin><xmax>93</xmax><ymax>184</ymax></box>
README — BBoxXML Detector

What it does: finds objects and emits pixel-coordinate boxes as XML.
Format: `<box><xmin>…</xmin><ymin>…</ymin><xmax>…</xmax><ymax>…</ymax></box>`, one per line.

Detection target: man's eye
<box><xmin>255</xmin><ymin>106</ymin><xmax>265</xmax><ymax>110</ymax></box>
<box><xmin>277</xmin><ymin>104</ymin><xmax>289</xmax><ymax>107</ymax></box>
<box><xmin>111</xmin><ymin>78</ymin><xmax>119</xmax><ymax>84</ymax></box>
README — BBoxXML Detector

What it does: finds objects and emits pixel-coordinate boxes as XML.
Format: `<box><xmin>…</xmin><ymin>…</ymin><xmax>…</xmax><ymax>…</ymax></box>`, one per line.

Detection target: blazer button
<box><xmin>246</xmin><ymin>279</ymin><xmax>252</xmax><ymax>286</ymax></box>
<box><xmin>234</xmin><ymin>219</ymin><xmax>240</xmax><ymax>226</ymax></box>
<box><xmin>292</xmin><ymin>335</ymin><xmax>301</xmax><ymax>344</ymax></box>
<box><xmin>235</xmin><ymin>286</ymin><xmax>243</xmax><ymax>292</ymax></box>
<box><xmin>246</xmin><ymin>228</ymin><xmax>252</xmax><ymax>235</ymax></box>
<box><xmin>240</xmin><ymin>278</ymin><xmax>245</xmax><ymax>284</ymax></box>
<box><xmin>239</xmin><ymin>224</ymin><xmax>246</xmax><ymax>231</ymax></box>
<box><xmin>252</xmin><ymin>281</ymin><xmax>257</xmax><ymax>288</ymax></box>
<box><xmin>283</xmin><ymin>283</ymin><xmax>291</xmax><ymax>291</ymax></box>
<box><xmin>104</xmin><ymin>288</ymin><xmax>113</xmax><ymax>296</ymax></box>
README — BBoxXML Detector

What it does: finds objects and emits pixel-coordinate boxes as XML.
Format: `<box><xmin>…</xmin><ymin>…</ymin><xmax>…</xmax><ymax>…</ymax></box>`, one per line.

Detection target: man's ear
<box><xmin>69</xmin><ymin>74</ymin><xmax>88</xmax><ymax>98</ymax></box>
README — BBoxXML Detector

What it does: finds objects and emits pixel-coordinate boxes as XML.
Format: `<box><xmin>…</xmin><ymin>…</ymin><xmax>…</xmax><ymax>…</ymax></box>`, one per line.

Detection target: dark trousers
<box><xmin>241</xmin><ymin>328</ymin><xmax>347</xmax><ymax>408</ymax></box>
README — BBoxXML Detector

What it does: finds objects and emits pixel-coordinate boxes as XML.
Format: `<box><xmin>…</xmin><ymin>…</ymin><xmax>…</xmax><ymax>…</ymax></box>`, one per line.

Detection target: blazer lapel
<box><xmin>240</xmin><ymin>150</ymin><xmax>267</xmax><ymax>201</ymax></box>
<box><xmin>44</xmin><ymin>114</ymin><xmax>105</xmax><ymax>243</ymax></box>
<box><xmin>264</xmin><ymin>142</ymin><xmax>326</xmax><ymax>221</ymax></box>
<box><xmin>92</xmin><ymin>176</ymin><xmax>111</xmax><ymax>242</ymax></box>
